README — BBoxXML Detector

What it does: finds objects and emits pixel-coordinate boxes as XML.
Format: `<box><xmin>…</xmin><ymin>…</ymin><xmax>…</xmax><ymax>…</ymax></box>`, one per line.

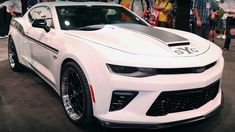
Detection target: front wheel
<box><xmin>60</xmin><ymin>61</ymin><xmax>93</xmax><ymax>126</ymax></box>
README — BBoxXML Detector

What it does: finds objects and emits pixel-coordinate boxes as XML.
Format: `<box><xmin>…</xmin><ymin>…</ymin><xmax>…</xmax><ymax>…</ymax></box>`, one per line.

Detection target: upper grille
<box><xmin>146</xmin><ymin>80</ymin><xmax>220</xmax><ymax>116</ymax></box>
<box><xmin>155</xmin><ymin>62</ymin><xmax>216</xmax><ymax>74</ymax></box>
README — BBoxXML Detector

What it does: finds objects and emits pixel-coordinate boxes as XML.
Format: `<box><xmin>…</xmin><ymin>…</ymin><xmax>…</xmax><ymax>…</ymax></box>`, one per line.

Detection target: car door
<box><xmin>25</xmin><ymin>6</ymin><xmax>58</xmax><ymax>87</ymax></box>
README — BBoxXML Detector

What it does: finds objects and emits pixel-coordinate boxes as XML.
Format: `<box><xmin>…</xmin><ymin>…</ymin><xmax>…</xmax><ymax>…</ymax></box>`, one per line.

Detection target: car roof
<box><xmin>36</xmin><ymin>1</ymin><xmax>122</xmax><ymax>8</ymax></box>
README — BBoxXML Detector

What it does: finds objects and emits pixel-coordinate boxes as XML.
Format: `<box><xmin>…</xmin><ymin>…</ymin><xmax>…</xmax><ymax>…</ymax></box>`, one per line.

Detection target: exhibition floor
<box><xmin>0</xmin><ymin>38</ymin><xmax>235</xmax><ymax>132</ymax></box>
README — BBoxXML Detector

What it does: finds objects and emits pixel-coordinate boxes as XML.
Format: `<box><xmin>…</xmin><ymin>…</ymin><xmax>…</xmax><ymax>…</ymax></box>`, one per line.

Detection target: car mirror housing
<box><xmin>32</xmin><ymin>19</ymin><xmax>50</xmax><ymax>33</ymax></box>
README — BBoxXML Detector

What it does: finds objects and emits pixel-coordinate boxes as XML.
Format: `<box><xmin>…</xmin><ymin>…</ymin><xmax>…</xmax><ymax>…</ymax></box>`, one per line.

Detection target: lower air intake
<box><xmin>146</xmin><ymin>80</ymin><xmax>220</xmax><ymax>116</ymax></box>
<box><xmin>109</xmin><ymin>91</ymin><xmax>138</xmax><ymax>111</ymax></box>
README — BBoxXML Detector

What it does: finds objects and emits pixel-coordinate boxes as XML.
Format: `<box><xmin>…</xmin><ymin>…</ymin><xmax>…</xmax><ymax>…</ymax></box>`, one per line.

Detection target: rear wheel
<box><xmin>8</xmin><ymin>37</ymin><xmax>24</xmax><ymax>71</ymax></box>
<box><xmin>60</xmin><ymin>61</ymin><xmax>93</xmax><ymax>126</ymax></box>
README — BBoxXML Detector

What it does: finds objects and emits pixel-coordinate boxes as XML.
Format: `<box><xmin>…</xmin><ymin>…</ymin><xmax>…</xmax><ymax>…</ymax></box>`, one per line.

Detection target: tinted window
<box><xmin>56</xmin><ymin>5</ymin><xmax>147</xmax><ymax>30</ymax></box>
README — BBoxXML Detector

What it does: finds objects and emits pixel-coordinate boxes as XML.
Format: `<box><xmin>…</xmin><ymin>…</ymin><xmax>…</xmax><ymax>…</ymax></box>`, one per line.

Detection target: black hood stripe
<box><xmin>114</xmin><ymin>24</ymin><xmax>189</xmax><ymax>45</ymax></box>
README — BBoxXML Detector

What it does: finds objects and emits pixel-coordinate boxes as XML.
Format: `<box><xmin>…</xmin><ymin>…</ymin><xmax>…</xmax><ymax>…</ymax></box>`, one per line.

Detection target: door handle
<box><xmin>25</xmin><ymin>31</ymin><xmax>29</xmax><ymax>35</ymax></box>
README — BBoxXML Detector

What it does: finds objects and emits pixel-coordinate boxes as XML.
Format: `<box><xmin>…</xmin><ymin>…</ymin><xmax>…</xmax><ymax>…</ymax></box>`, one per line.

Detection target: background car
<box><xmin>8</xmin><ymin>1</ymin><xmax>224</xmax><ymax>128</ymax></box>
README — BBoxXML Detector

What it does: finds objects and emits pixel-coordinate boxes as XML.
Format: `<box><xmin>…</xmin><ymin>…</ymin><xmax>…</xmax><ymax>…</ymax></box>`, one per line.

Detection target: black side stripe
<box><xmin>10</xmin><ymin>19</ymin><xmax>59</xmax><ymax>54</ymax></box>
<box><xmin>23</xmin><ymin>34</ymin><xmax>59</xmax><ymax>54</ymax></box>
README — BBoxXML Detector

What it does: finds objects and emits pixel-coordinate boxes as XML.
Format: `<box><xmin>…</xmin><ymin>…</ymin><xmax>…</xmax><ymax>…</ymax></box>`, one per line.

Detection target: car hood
<box><xmin>66</xmin><ymin>24</ymin><xmax>210</xmax><ymax>57</ymax></box>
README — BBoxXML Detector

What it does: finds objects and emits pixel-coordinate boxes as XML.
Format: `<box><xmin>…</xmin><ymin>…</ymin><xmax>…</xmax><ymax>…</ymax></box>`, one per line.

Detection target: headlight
<box><xmin>106</xmin><ymin>64</ymin><xmax>157</xmax><ymax>77</ymax></box>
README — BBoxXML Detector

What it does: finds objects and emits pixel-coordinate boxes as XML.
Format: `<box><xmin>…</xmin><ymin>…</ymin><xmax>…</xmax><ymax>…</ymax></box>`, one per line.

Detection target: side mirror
<box><xmin>32</xmin><ymin>19</ymin><xmax>50</xmax><ymax>32</ymax></box>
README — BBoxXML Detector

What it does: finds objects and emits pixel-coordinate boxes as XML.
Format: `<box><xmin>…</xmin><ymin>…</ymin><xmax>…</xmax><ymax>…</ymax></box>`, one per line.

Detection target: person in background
<box><xmin>216</xmin><ymin>0</ymin><xmax>226</xmax><ymax>39</ymax></box>
<box><xmin>130</xmin><ymin>0</ymin><xmax>148</xmax><ymax>18</ymax></box>
<box><xmin>0</xmin><ymin>0</ymin><xmax>11</xmax><ymax>38</ymax></box>
<box><xmin>209</xmin><ymin>0</ymin><xmax>220</xmax><ymax>42</ymax></box>
<box><xmin>107</xmin><ymin>0</ymin><xmax>118</xmax><ymax>4</ymax></box>
<box><xmin>167</xmin><ymin>0</ymin><xmax>175</xmax><ymax>28</ymax></box>
<box><xmin>3</xmin><ymin>0</ymin><xmax>22</xmax><ymax>38</ymax></box>
<box><xmin>27</xmin><ymin>0</ymin><xmax>38</xmax><ymax>9</ymax></box>
<box><xmin>20</xmin><ymin>0</ymin><xmax>27</xmax><ymax>15</ymax></box>
<box><xmin>120</xmin><ymin>0</ymin><xmax>131</xmax><ymax>8</ymax></box>
<box><xmin>190</xmin><ymin>0</ymin><xmax>195</xmax><ymax>33</ymax></box>
<box><xmin>193</xmin><ymin>0</ymin><xmax>210</xmax><ymax>39</ymax></box>
<box><xmin>223</xmin><ymin>0</ymin><xmax>235</xmax><ymax>50</ymax></box>
<box><xmin>8</xmin><ymin>0</ymin><xmax>22</xmax><ymax>17</ymax></box>
<box><xmin>153</xmin><ymin>0</ymin><xmax>172</xmax><ymax>28</ymax></box>
<box><xmin>0</xmin><ymin>0</ymin><xmax>7</xmax><ymax>38</ymax></box>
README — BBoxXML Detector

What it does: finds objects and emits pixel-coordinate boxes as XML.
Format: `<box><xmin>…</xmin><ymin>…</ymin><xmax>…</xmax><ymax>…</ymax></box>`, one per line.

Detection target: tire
<box><xmin>8</xmin><ymin>37</ymin><xmax>24</xmax><ymax>72</ymax></box>
<box><xmin>60</xmin><ymin>61</ymin><xmax>93</xmax><ymax>126</ymax></box>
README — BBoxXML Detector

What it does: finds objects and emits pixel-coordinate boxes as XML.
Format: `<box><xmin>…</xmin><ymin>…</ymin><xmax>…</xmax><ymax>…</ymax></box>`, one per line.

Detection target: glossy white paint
<box><xmin>9</xmin><ymin>2</ymin><xmax>224</xmax><ymax>127</ymax></box>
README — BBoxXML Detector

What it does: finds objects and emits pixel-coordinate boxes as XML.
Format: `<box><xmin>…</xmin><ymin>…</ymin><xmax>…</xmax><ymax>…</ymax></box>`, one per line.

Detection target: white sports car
<box><xmin>8</xmin><ymin>2</ymin><xmax>224</xmax><ymax>128</ymax></box>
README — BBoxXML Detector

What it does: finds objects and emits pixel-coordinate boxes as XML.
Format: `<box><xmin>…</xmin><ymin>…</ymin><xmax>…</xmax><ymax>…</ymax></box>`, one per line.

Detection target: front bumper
<box><xmin>92</xmin><ymin>57</ymin><xmax>224</xmax><ymax>128</ymax></box>
<box><xmin>100</xmin><ymin>101</ymin><xmax>223</xmax><ymax>129</ymax></box>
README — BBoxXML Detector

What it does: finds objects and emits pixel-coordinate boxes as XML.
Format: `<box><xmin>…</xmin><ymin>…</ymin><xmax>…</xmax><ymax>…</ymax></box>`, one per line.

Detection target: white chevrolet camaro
<box><xmin>8</xmin><ymin>1</ymin><xmax>224</xmax><ymax>128</ymax></box>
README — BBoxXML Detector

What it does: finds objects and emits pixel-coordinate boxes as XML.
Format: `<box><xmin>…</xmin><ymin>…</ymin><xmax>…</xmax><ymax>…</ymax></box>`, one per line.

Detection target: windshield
<box><xmin>56</xmin><ymin>5</ymin><xmax>148</xmax><ymax>30</ymax></box>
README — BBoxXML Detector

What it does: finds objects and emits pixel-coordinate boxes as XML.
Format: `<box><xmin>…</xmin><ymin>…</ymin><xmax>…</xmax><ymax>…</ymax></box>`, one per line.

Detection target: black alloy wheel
<box><xmin>60</xmin><ymin>62</ymin><xmax>93</xmax><ymax>126</ymax></box>
<box><xmin>8</xmin><ymin>37</ymin><xmax>24</xmax><ymax>71</ymax></box>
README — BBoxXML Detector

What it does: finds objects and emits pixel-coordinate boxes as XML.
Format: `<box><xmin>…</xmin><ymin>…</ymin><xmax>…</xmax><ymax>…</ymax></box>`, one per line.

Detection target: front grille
<box><xmin>156</xmin><ymin>62</ymin><xmax>216</xmax><ymax>74</ymax></box>
<box><xmin>146</xmin><ymin>80</ymin><xmax>220</xmax><ymax>116</ymax></box>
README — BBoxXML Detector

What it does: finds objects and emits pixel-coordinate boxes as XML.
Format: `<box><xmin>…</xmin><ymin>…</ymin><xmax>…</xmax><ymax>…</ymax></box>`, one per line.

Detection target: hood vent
<box><xmin>168</xmin><ymin>42</ymin><xmax>190</xmax><ymax>47</ymax></box>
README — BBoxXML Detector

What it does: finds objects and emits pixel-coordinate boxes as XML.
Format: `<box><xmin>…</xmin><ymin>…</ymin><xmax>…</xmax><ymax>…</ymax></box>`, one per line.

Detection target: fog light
<box><xmin>109</xmin><ymin>91</ymin><xmax>138</xmax><ymax>111</ymax></box>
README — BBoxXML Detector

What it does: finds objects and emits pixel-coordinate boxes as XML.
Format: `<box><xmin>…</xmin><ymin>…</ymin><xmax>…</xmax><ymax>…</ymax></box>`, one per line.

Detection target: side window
<box><xmin>28</xmin><ymin>6</ymin><xmax>55</xmax><ymax>28</ymax></box>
